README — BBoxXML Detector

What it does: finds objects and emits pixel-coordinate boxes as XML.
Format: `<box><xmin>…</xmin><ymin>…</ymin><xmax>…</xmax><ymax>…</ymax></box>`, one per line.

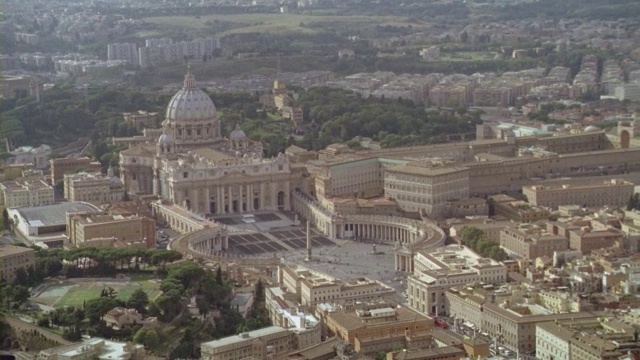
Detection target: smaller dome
<box><xmin>158</xmin><ymin>133</ymin><xmax>174</xmax><ymax>144</ymax></box>
<box><xmin>584</xmin><ymin>125</ymin><xmax>600</xmax><ymax>133</ymax></box>
<box><xmin>230</xmin><ymin>124</ymin><xmax>246</xmax><ymax>140</ymax></box>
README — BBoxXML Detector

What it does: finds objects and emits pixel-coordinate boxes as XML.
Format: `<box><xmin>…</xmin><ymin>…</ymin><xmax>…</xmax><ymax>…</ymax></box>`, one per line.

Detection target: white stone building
<box><xmin>0</xmin><ymin>180</ymin><xmax>54</xmax><ymax>208</ymax></box>
<box><xmin>200</xmin><ymin>326</ymin><xmax>298</xmax><ymax>360</ymax></box>
<box><xmin>64</xmin><ymin>169</ymin><xmax>124</xmax><ymax>205</ymax></box>
<box><xmin>407</xmin><ymin>245</ymin><xmax>507</xmax><ymax>316</ymax></box>
<box><xmin>384</xmin><ymin>160</ymin><xmax>470</xmax><ymax>217</ymax></box>
<box><xmin>7</xmin><ymin>145</ymin><xmax>51</xmax><ymax>169</ymax></box>
<box><xmin>277</xmin><ymin>264</ymin><xmax>396</xmax><ymax>306</ymax></box>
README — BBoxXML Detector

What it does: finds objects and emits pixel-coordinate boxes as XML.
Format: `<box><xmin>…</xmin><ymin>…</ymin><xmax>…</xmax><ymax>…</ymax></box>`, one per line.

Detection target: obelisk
<box><xmin>305</xmin><ymin>220</ymin><xmax>312</xmax><ymax>261</ymax></box>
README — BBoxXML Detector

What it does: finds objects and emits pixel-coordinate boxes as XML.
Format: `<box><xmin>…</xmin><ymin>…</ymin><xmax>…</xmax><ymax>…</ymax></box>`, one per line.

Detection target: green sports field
<box><xmin>33</xmin><ymin>279</ymin><xmax>161</xmax><ymax>308</ymax></box>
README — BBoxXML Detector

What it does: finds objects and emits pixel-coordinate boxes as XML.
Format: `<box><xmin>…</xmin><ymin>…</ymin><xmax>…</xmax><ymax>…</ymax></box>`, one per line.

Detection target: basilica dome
<box><xmin>230</xmin><ymin>124</ymin><xmax>247</xmax><ymax>140</ymax></box>
<box><xmin>165</xmin><ymin>69</ymin><xmax>217</xmax><ymax>122</ymax></box>
<box><xmin>158</xmin><ymin>132</ymin><xmax>174</xmax><ymax>144</ymax></box>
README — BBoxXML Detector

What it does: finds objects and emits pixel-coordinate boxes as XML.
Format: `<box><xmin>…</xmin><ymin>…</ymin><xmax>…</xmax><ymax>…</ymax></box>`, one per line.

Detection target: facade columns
<box><xmin>239</xmin><ymin>183</ymin><xmax>244</xmax><ymax>213</ymax></box>
<box><xmin>190</xmin><ymin>188</ymin><xmax>197</xmax><ymax>213</ymax></box>
<box><xmin>192</xmin><ymin>189</ymin><xmax>199</xmax><ymax>213</ymax></box>
<box><xmin>248</xmin><ymin>183</ymin><xmax>254</xmax><ymax>210</ymax></box>
<box><xmin>217</xmin><ymin>187</ymin><xmax>224</xmax><ymax>215</ymax></box>
<box><xmin>271</xmin><ymin>183</ymin><xmax>277</xmax><ymax>209</ymax></box>
<box><xmin>260</xmin><ymin>183</ymin><xmax>266</xmax><ymax>211</ymax></box>
<box><xmin>284</xmin><ymin>181</ymin><xmax>291</xmax><ymax>211</ymax></box>
<box><xmin>228</xmin><ymin>185</ymin><xmax>234</xmax><ymax>213</ymax></box>
<box><xmin>205</xmin><ymin>187</ymin><xmax>210</xmax><ymax>214</ymax></box>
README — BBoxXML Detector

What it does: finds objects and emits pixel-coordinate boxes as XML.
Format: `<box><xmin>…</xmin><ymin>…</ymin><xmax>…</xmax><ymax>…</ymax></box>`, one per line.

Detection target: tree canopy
<box><xmin>294</xmin><ymin>87</ymin><xmax>482</xmax><ymax>150</ymax></box>
<box><xmin>460</xmin><ymin>226</ymin><xmax>509</xmax><ymax>261</ymax></box>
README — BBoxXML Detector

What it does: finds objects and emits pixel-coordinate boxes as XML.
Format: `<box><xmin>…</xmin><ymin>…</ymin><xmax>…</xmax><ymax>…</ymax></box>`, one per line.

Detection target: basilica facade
<box><xmin>118</xmin><ymin>70</ymin><xmax>302</xmax><ymax>215</ymax></box>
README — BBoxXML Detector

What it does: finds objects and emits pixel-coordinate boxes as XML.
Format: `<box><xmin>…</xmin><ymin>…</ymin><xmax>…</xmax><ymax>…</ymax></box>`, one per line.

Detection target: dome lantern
<box><xmin>165</xmin><ymin>69</ymin><xmax>217</xmax><ymax>123</ymax></box>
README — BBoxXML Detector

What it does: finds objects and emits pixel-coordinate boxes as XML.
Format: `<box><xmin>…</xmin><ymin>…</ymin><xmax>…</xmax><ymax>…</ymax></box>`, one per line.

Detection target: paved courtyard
<box><xmin>281</xmin><ymin>239</ymin><xmax>407</xmax><ymax>302</ymax></box>
<box><xmin>172</xmin><ymin>211</ymin><xmax>407</xmax><ymax>301</ymax></box>
<box><xmin>207</xmin><ymin>211</ymin><xmax>338</xmax><ymax>257</ymax></box>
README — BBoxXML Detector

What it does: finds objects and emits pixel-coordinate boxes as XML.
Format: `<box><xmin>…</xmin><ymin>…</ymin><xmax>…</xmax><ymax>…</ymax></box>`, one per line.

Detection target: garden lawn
<box><xmin>53</xmin><ymin>280</ymin><xmax>161</xmax><ymax>308</ymax></box>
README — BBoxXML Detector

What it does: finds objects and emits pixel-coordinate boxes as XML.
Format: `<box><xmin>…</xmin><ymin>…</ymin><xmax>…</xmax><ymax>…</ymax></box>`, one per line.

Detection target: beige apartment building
<box><xmin>278</xmin><ymin>264</ymin><xmax>395</xmax><ymax>306</ymax></box>
<box><xmin>200</xmin><ymin>326</ymin><xmax>296</xmax><ymax>360</ymax></box>
<box><xmin>568</xmin><ymin>228</ymin><xmax>624</xmax><ymax>254</ymax></box>
<box><xmin>384</xmin><ymin>161</ymin><xmax>469</xmax><ymax>217</ymax></box>
<box><xmin>50</xmin><ymin>156</ymin><xmax>102</xmax><ymax>184</ymax></box>
<box><xmin>488</xmin><ymin>195</ymin><xmax>550</xmax><ymax>223</ymax></box>
<box><xmin>308</xmin><ymin>157</ymin><xmax>390</xmax><ymax>200</ymax></box>
<box><xmin>446</xmin><ymin>287</ymin><xmax>600</xmax><ymax>354</ymax></box>
<box><xmin>407</xmin><ymin>245</ymin><xmax>507</xmax><ymax>316</ymax></box>
<box><xmin>523</xmin><ymin>179</ymin><xmax>635</xmax><ymax>209</ymax></box>
<box><xmin>500</xmin><ymin>224</ymin><xmax>569</xmax><ymax>259</ymax></box>
<box><xmin>103</xmin><ymin>307</ymin><xmax>144</xmax><ymax>330</ymax></box>
<box><xmin>67</xmin><ymin>212</ymin><xmax>156</xmax><ymax>248</ymax></box>
<box><xmin>64</xmin><ymin>171</ymin><xmax>124</xmax><ymax>205</ymax></box>
<box><xmin>0</xmin><ymin>245</ymin><xmax>36</xmax><ymax>283</ymax></box>
<box><xmin>322</xmin><ymin>305</ymin><xmax>434</xmax><ymax>356</ymax></box>
<box><xmin>0</xmin><ymin>180</ymin><xmax>54</xmax><ymax>208</ymax></box>
<box><xmin>536</xmin><ymin>318</ymin><xmax>640</xmax><ymax>360</ymax></box>
<box><xmin>385</xmin><ymin>347</ymin><xmax>465</xmax><ymax>360</ymax></box>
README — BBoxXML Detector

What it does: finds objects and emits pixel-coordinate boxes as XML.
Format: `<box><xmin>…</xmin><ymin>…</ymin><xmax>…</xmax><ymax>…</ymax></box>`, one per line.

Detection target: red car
<box><xmin>434</xmin><ymin>318</ymin><xmax>448</xmax><ymax>329</ymax></box>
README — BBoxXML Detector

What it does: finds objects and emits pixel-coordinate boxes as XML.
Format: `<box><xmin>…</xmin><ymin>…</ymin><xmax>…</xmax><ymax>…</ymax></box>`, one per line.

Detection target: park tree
<box><xmin>37</xmin><ymin>315</ymin><xmax>50</xmax><ymax>328</ymax></box>
<box><xmin>51</xmin><ymin>307</ymin><xmax>79</xmax><ymax>330</ymax></box>
<box><xmin>127</xmin><ymin>289</ymin><xmax>149</xmax><ymax>314</ymax></box>
<box><xmin>196</xmin><ymin>295</ymin><xmax>209</xmax><ymax>315</ymax></box>
<box><xmin>155</xmin><ymin>289</ymin><xmax>183</xmax><ymax>322</ymax></box>
<box><xmin>254</xmin><ymin>279</ymin><xmax>265</xmax><ymax>304</ymax></box>
<box><xmin>13</xmin><ymin>268</ymin><xmax>29</xmax><ymax>286</ymax></box>
<box><xmin>197</xmin><ymin>271</ymin><xmax>230</xmax><ymax>309</ymax></box>
<box><xmin>459</xmin><ymin>226</ymin><xmax>507</xmax><ymax>261</ymax></box>
<box><xmin>166</xmin><ymin>261</ymin><xmax>206</xmax><ymax>290</ymax></box>
<box><xmin>11</xmin><ymin>285</ymin><xmax>30</xmax><ymax>305</ymax></box>
<box><xmin>85</xmin><ymin>297</ymin><xmax>121</xmax><ymax>324</ymax></box>
<box><xmin>2</xmin><ymin>208</ymin><xmax>9</xmax><ymax>229</ymax></box>
<box><xmin>143</xmin><ymin>329</ymin><xmax>160</xmax><ymax>349</ymax></box>
<box><xmin>160</xmin><ymin>278</ymin><xmax>184</xmax><ymax>294</ymax></box>
<box><xmin>151</xmin><ymin>250</ymin><xmax>183</xmax><ymax>271</ymax></box>
<box><xmin>216</xmin><ymin>266</ymin><xmax>223</xmax><ymax>285</ymax></box>
<box><xmin>63</xmin><ymin>326</ymin><xmax>81</xmax><ymax>341</ymax></box>
<box><xmin>133</xmin><ymin>328</ymin><xmax>147</xmax><ymax>344</ymax></box>
<box><xmin>0</xmin><ymin>285</ymin><xmax>11</xmax><ymax>310</ymax></box>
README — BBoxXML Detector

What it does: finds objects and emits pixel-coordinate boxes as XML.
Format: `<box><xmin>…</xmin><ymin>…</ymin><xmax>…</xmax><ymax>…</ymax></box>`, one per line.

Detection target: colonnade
<box><xmin>175</xmin><ymin>181</ymin><xmax>291</xmax><ymax>216</ymax></box>
<box><xmin>291</xmin><ymin>190</ymin><xmax>336</xmax><ymax>238</ymax></box>
<box><xmin>185</xmin><ymin>228</ymin><xmax>229</xmax><ymax>255</ymax></box>
<box><xmin>153</xmin><ymin>202</ymin><xmax>209</xmax><ymax>234</ymax></box>
<box><xmin>291</xmin><ymin>189</ymin><xmax>446</xmax><ymax>274</ymax></box>
<box><xmin>340</xmin><ymin>222</ymin><xmax>418</xmax><ymax>244</ymax></box>
<box><xmin>395</xmin><ymin>253</ymin><xmax>414</xmax><ymax>272</ymax></box>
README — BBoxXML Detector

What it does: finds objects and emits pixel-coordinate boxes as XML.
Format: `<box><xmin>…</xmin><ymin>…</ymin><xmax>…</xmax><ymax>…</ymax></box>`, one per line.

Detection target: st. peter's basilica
<box><xmin>118</xmin><ymin>69</ymin><xmax>304</xmax><ymax>216</ymax></box>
